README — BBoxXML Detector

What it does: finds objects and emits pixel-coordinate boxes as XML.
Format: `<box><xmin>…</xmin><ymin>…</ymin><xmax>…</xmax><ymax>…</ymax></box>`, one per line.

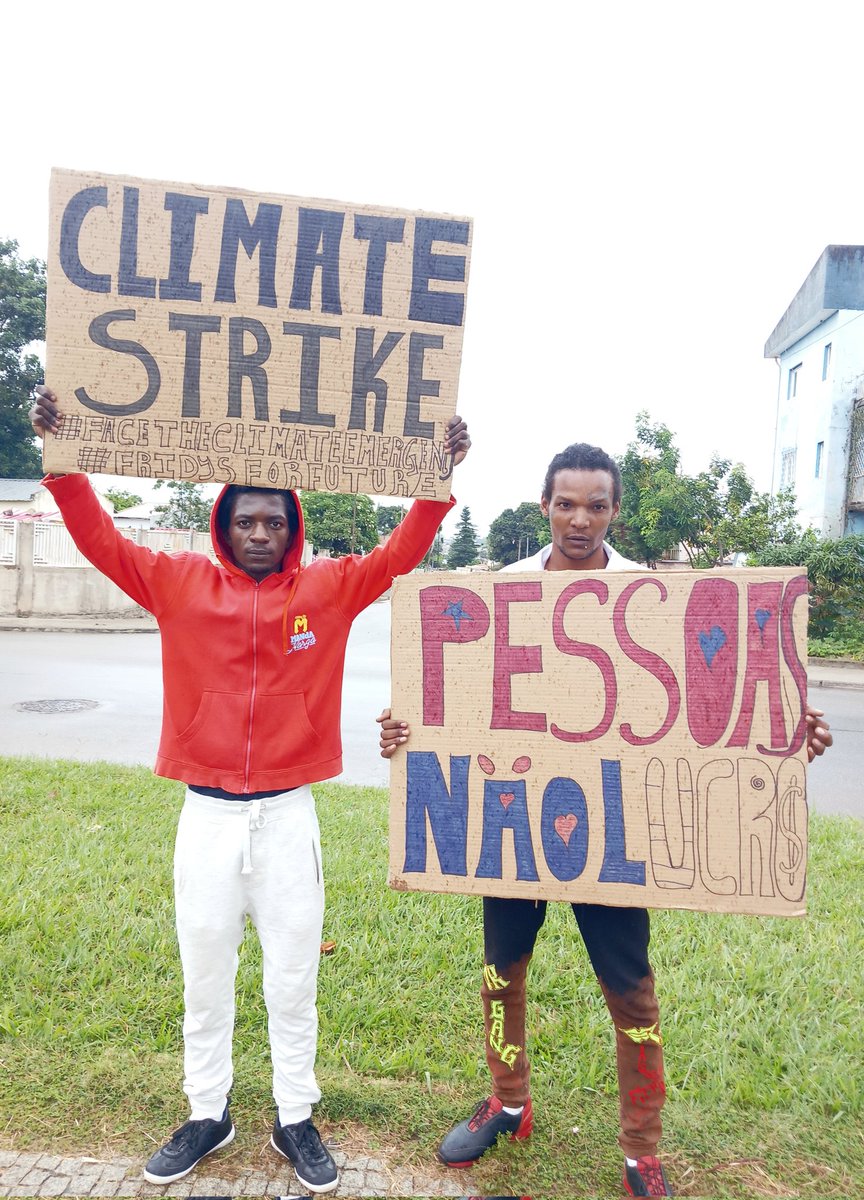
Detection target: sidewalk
<box><xmin>805</xmin><ymin>657</ymin><xmax>864</xmax><ymax>690</ymax></box>
<box><xmin>0</xmin><ymin>1144</ymin><xmax>473</xmax><ymax>1198</ymax></box>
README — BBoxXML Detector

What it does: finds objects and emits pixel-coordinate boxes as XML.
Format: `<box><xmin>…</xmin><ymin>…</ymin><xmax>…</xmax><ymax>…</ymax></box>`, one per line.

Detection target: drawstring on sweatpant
<box><xmin>241</xmin><ymin>799</ymin><xmax>266</xmax><ymax>874</ymax></box>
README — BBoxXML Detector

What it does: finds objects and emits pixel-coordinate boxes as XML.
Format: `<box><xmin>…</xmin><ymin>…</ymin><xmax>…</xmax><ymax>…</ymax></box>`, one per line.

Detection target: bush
<box><xmin>751</xmin><ymin>533</ymin><xmax>864</xmax><ymax>639</ymax></box>
<box><xmin>808</xmin><ymin>613</ymin><xmax>864</xmax><ymax>661</ymax></box>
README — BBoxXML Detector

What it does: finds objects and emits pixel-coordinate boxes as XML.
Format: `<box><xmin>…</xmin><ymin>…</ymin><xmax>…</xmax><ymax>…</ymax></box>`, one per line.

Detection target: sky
<box><xmin>5</xmin><ymin>0</ymin><xmax>864</xmax><ymax>538</ymax></box>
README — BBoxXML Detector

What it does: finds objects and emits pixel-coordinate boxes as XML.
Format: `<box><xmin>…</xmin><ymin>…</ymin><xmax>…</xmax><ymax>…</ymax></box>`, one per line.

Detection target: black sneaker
<box><xmin>624</xmin><ymin>1155</ymin><xmax>673</xmax><ymax>1196</ymax></box>
<box><xmin>143</xmin><ymin>1107</ymin><xmax>235</xmax><ymax>1184</ymax></box>
<box><xmin>438</xmin><ymin>1095</ymin><xmax>533</xmax><ymax>1167</ymax></box>
<box><xmin>271</xmin><ymin>1116</ymin><xmax>338</xmax><ymax>1194</ymax></box>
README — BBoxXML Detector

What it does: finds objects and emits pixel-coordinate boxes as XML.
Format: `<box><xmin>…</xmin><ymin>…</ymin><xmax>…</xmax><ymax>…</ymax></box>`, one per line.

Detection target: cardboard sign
<box><xmin>389</xmin><ymin>568</ymin><xmax>810</xmax><ymax>917</ymax></box>
<box><xmin>43</xmin><ymin>169</ymin><xmax>472</xmax><ymax>500</ymax></box>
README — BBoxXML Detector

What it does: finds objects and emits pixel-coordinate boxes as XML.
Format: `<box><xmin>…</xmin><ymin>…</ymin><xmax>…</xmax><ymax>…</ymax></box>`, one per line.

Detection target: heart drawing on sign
<box><xmin>698</xmin><ymin>625</ymin><xmax>727</xmax><ymax>668</ymax></box>
<box><xmin>499</xmin><ymin>792</ymin><xmax>515</xmax><ymax>809</ymax></box>
<box><xmin>554</xmin><ymin>813</ymin><xmax>578</xmax><ymax>846</ymax></box>
<box><xmin>755</xmin><ymin>607</ymin><xmax>771</xmax><ymax>636</ymax></box>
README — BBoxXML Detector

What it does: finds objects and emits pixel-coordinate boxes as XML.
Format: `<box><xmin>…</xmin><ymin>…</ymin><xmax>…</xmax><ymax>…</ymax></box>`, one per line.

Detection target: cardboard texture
<box><xmin>389</xmin><ymin>567</ymin><xmax>810</xmax><ymax>917</ymax></box>
<box><xmin>44</xmin><ymin>169</ymin><xmax>472</xmax><ymax>500</ymax></box>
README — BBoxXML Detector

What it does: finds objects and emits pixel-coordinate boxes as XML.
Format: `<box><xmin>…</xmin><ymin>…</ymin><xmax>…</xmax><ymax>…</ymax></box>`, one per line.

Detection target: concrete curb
<box><xmin>0</xmin><ymin>618</ymin><xmax>158</xmax><ymax>634</ymax></box>
<box><xmin>806</xmin><ymin>658</ymin><xmax>864</xmax><ymax>691</ymax></box>
<box><xmin>808</xmin><ymin>674</ymin><xmax>864</xmax><ymax>690</ymax></box>
<box><xmin>0</xmin><ymin>1146</ymin><xmax>473</xmax><ymax>1198</ymax></box>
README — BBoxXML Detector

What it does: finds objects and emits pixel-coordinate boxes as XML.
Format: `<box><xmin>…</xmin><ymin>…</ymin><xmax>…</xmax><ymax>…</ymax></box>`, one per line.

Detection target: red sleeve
<box><xmin>41</xmin><ymin>474</ymin><xmax>189</xmax><ymax>617</ymax></box>
<box><xmin>333</xmin><ymin>495</ymin><xmax>456</xmax><ymax>618</ymax></box>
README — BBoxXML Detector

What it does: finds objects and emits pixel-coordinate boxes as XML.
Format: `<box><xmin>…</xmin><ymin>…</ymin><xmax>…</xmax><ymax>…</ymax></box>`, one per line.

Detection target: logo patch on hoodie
<box><xmin>285</xmin><ymin>613</ymin><xmax>317</xmax><ymax>654</ymax></box>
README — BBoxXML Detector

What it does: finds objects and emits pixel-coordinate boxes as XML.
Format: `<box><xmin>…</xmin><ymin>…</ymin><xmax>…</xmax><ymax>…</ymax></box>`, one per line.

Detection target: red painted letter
<box><xmin>550</xmin><ymin>578</ymin><xmax>617</xmax><ymax>743</ymax></box>
<box><xmin>491</xmin><ymin>581</ymin><xmax>546</xmax><ymax>731</ymax></box>
<box><xmin>419</xmin><ymin>586</ymin><xmax>490</xmax><ymax>726</ymax></box>
<box><xmin>614</xmin><ymin>578</ymin><xmax>681</xmax><ymax>745</ymax></box>
<box><xmin>684</xmin><ymin>577</ymin><xmax>739</xmax><ymax>746</ymax></box>
<box><xmin>759</xmin><ymin>574</ymin><xmax>808</xmax><ymax>756</ymax></box>
<box><xmin>726</xmin><ymin>582</ymin><xmax>787</xmax><ymax>750</ymax></box>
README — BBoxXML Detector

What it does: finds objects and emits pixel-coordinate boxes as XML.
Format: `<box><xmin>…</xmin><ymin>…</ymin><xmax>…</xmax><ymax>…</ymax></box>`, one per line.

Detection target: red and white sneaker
<box><xmin>623</xmin><ymin>1155</ymin><xmax>673</xmax><ymax>1196</ymax></box>
<box><xmin>437</xmin><ymin>1095</ymin><xmax>533</xmax><ymax>1167</ymax></box>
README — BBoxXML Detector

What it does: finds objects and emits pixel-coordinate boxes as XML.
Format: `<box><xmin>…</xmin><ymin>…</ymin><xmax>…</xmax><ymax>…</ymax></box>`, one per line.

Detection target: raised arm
<box><xmin>333</xmin><ymin>414</ymin><xmax>472</xmax><ymax>616</ymax></box>
<box><xmin>30</xmin><ymin>386</ymin><xmax>190</xmax><ymax>615</ymax></box>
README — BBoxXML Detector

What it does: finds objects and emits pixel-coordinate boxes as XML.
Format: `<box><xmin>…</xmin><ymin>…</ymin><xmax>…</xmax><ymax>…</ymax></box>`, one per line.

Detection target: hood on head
<box><xmin>210</xmin><ymin>483</ymin><xmax>305</xmax><ymax>578</ymax></box>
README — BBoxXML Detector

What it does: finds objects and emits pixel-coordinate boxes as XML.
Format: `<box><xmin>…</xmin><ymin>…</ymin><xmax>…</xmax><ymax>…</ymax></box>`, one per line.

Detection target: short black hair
<box><xmin>217</xmin><ymin>486</ymin><xmax>299</xmax><ymax>539</ymax></box>
<box><xmin>542</xmin><ymin>443</ymin><xmax>622</xmax><ymax>505</ymax></box>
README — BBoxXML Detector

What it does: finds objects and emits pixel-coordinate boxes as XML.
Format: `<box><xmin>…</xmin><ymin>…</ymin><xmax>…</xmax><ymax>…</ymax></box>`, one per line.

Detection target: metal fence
<box><xmin>4</xmin><ymin>520</ymin><xmax>215</xmax><ymax>569</ymax></box>
<box><xmin>0</xmin><ymin>520</ymin><xmax>17</xmax><ymax>566</ymax></box>
<box><xmin>147</xmin><ymin>528</ymin><xmax>195</xmax><ymax>553</ymax></box>
<box><xmin>32</xmin><ymin>522</ymin><xmax>91</xmax><ymax>568</ymax></box>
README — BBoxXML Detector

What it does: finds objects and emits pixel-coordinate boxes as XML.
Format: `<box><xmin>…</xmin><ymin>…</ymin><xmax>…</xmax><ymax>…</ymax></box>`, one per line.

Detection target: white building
<box><xmin>765</xmin><ymin>245</ymin><xmax>864</xmax><ymax>536</ymax></box>
<box><xmin>0</xmin><ymin>479</ymin><xmax>59</xmax><ymax>518</ymax></box>
<box><xmin>0</xmin><ymin>477</ymin><xmax>118</xmax><ymax>520</ymax></box>
<box><xmin>111</xmin><ymin>500</ymin><xmax>159</xmax><ymax>530</ymax></box>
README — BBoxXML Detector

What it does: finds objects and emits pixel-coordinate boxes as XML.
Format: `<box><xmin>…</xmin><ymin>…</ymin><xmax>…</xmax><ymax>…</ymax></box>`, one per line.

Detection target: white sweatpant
<box><xmin>173</xmin><ymin>786</ymin><xmax>324</xmax><ymax>1124</ymax></box>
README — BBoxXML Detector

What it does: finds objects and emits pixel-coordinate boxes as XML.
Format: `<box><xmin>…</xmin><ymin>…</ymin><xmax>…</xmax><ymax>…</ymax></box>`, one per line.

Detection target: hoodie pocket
<box><xmin>176</xmin><ymin>690</ymin><xmax>249</xmax><ymax>770</ymax></box>
<box><xmin>250</xmin><ymin>692</ymin><xmax>322</xmax><ymax>770</ymax></box>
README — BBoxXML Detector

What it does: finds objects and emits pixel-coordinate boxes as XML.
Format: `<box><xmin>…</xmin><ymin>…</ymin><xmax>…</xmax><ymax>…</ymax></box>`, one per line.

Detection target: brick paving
<box><xmin>0</xmin><ymin>1146</ymin><xmax>474</xmax><ymax>1197</ymax></box>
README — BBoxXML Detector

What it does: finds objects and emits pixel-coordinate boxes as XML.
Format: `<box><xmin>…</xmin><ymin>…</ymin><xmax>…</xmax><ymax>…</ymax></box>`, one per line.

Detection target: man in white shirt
<box><xmin>379</xmin><ymin>441</ymin><xmax>832</xmax><ymax>1197</ymax></box>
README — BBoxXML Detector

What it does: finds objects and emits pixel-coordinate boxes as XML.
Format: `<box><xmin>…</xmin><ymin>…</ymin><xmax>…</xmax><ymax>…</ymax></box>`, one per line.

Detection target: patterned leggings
<box><xmin>480</xmin><ymin>896</ymin><xmax>665</xmax><ymax>1157</ymax></box>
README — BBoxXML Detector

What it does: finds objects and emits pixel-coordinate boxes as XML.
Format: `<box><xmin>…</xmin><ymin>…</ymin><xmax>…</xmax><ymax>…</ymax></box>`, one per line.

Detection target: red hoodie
<box><xmin>42</xmin><ymin>474</ymin><xmax>453</xmax><ymax>792</ymax></box>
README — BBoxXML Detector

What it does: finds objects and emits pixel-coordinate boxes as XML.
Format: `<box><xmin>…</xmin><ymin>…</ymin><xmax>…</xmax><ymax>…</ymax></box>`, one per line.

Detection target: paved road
<box><xmin>0</xmin><ymin>610</ymin><xmax>861</xmax><ymax>817</ymax></box>
<box><xmin>806</xmin><ymin>684</ymin><xmax>864</xmax><ymax>819</ymax></box>
<box><xmin>0</xmin><ymin>602</ymin><xmax>393</xmax><ymax>790</ymax></box>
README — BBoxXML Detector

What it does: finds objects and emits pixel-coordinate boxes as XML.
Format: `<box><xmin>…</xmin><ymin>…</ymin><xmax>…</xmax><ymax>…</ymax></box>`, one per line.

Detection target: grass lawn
<box><xmin>0</xmin><ymin>757</ymin><xmax>862</xmax><ymax>1198</ymax></box>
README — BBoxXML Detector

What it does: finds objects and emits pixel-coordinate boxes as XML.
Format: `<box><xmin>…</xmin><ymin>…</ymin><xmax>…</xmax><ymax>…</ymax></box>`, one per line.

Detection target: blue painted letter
<box><xmin>541</xmin><ymin>777</ymin><xmax>590</xmax><ymax>881</ymax></box>
<box><xmin>404</xmin><ymin>752</ymin><xmax>469</xmax><ymax>876</ymax></box>
<box><xmin>476</xmin><ymin>779</ymin><xmax>539</xmax><ymax>882</ymax></box>
<box><xmin>598</xmin><ymin>759</ymin><xmax>646</xmax><ymax>885</ymax></box>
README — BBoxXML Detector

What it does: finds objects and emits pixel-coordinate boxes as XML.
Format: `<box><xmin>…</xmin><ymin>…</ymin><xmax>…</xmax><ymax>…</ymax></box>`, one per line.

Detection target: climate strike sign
<box><xmin>43</xmin><ymin>168</ymin><xmax>472</xmax><ymax>500</ymax></box>
<box><xmin>389</xmin><ymin>567</ymin><xmax>810</xmax><ymax>918</ymax></box>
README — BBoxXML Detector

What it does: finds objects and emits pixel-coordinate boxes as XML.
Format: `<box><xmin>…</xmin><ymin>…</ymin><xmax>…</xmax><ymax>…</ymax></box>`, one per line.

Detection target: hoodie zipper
<box><xmin>242</xmin><ymin>584</ymin><xmax>260</xmax><ymax>793</ymax></box>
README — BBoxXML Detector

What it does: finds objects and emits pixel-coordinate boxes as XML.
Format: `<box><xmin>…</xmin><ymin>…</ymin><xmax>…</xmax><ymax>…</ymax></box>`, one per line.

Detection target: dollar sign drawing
<box><xmin>777</xmin><ymin>775</ymin><xmax>805</xmax><ymax>887</ymax></box>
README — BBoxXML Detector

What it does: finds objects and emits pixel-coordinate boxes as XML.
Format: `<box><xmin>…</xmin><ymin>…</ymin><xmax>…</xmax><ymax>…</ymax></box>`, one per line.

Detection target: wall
<box><xmin>0</xmin><ymin>563</ymin><xmax>18</xmax><ymax>612</ymax></box>
<box><xmin>0</xmin><ymin>522</ymin><xmax>214</xmax><ymax>617</ymax></box>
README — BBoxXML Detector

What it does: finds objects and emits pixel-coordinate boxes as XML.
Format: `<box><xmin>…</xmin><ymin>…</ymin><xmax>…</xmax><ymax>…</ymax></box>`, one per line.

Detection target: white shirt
<box><xmin>498</xmin><ymin>541</ymin><xmax>642</xmax><ymax>573</ymax></box>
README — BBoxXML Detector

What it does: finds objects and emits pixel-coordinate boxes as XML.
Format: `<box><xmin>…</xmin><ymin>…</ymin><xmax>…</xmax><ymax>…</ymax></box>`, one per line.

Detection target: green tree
<box><xmin>487</xmin><ymin>501</ymin><xmax>551</xmax><ymax>565</ymax></box>
<box><xmin>616</xmin><ymin>412</ymin><xmax>800</xmax><ymax>568</ymax></box>
<box><xmin>105</xmin><ymin>488</ymin><xmax>143</xmax><ymax>512</ymax></box>
<box><xmin>152</xmin><ymin>480</ymin><xmax>212</xmax><ymax>532</ymax></box>
<box><xmin>447</xmin><ymin>506</ymin><xmax>479</xmax><ymax>568</ymax></box>
<box><xmin>678</xmin><ymin>462</ymin><xmax>799</xmax><ymax>568</ymax></box>
<box><xmin>302</xmin><ymin>493</ymin><xmax>378</xmax><ymax>556</ymax></box>
<box><xmin>0</xmin><ymin>240</ymin><xmax>46</xmax><ymax>478</ymax></box>
<box><xmin>752</xmin><ymin>532</ymin><xmax>864</xmax><ymax>638</ymax></box>
<box><xmin>375</xmin><ymin>503</ymin><xmax>406</xmax><ymax>536</ymax></box>
<box><xmin>615</xmin><ymin>414</ymin><xmax>687</xmax><ymax>566</ymax></box>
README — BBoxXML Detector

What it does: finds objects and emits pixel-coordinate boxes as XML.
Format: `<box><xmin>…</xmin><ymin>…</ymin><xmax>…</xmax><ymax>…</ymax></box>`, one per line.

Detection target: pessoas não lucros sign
<box><xmin>389</xmin><ymin>567</ymin><xmax>810</xmax><ymax>917</ymax></box>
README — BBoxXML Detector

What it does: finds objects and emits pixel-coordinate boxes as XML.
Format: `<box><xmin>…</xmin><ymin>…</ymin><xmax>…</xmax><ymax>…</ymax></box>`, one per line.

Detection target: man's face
<box><xmin>541</xmin><ymin>468</ymin><xmax>620</xmax><ymax>571</ymax></box>
<box><xmin>226</xmin><ymin>492</ymin><xmax>293</xmax><ymax>581</ymax></box>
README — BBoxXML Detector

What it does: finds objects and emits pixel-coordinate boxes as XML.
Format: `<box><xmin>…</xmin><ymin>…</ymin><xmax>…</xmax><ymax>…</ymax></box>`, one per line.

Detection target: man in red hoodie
<box><xmin>30</xmin><ymin>385</ymin><xmax>470</xmax><ymax>1195</ymax></box>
